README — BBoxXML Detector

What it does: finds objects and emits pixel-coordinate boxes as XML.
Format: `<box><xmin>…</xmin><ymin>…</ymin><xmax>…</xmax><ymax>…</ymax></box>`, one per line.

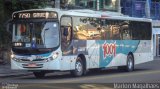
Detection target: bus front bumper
<box><xmin>11</xmin><ymin>59</ymin><xmax>61</xmax><ymax>71</ymax></box>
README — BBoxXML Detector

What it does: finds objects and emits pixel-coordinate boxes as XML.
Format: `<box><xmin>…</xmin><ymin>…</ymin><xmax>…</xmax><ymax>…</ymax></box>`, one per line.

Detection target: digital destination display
<box><xmin>13</xmin><ymin>11</ymin><xmax>58</xmax><ymax>19</ymax></box>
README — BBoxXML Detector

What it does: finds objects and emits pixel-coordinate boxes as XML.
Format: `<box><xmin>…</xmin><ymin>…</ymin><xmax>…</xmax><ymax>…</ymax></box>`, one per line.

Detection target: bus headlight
<box><xmin>11</xmin><ymin>53</ymin><xmax>21</xmax><ymax>62</ymax></box>
<box><xmin>52</xmin><ymin>52</ymin><xmax>59</xmax><ymax>59</ymax></box>
<box><xmin>48</xmin><ymin>57</ymin><xmax>53</xmax><ymax>61</ymax></box>
<box><xmin>45</xmin><ymin>52</ymin><xmax>59</xmax><ymax>62</ymax></box>
<box><xmin>12</xmin><ymin>58</ymin><xmax>21</xmax><ymax>62</ymax></box>
<box><xmin>11</xmin><ymin>56</ymin><xmax>21</xmax><ymax>62</ymax></box>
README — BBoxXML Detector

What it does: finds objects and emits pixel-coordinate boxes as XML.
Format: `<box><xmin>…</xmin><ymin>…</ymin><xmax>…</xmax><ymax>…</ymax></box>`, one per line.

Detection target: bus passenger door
<box><xmin>60</xmin><ymin>16</ymin><xmax>73</xmax><ymax>70</ymax></box>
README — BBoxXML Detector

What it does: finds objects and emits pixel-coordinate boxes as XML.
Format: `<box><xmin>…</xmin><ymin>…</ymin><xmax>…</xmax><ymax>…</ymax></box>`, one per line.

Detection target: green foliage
<box><xmin>0</xmin><ymin>0</ymin><xmax>11</xmax><ymax>48</ymax></box>
<box><xmin>0</xmin><ymin>0</ymin><xmax>4</xmax><ymax>47</ymax></box>
<box><xmin>33</xmin><ymin>1</ymin><xmax>48</xmax><ymax>9</ymax></box>
<box><xmin>11</xmin><ymin>0</ymin><xmax>48</xmax><ymax>11</ymax></box>
<box><xmin>0</xmin><ymin>0</ymin><xmax>4</xmax><ymax>21</ymax></box>
<box><xmin>12</xmin><ymin>0</ymin><xmax>18</xmax><ymax>10</ymax></box>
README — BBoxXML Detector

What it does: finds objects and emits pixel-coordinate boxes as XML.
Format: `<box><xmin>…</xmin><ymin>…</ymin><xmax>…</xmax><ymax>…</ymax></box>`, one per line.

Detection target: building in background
<box><xmin>121</xmin><ymin>0</ymin><xmax>160</xmax><ymax>19</ymax></box>
<box><xmin>74</xmin><ymin>0</ymin><xmax>119</xmax><ymax>11</ymax></box>
<box><xmin>60</xmin><ymin>0</ymin><xmax>120</xmax><ymax>12</ymax></box>
<box><xmin>121</xmin><ymin>0</ymin><xmax>160</xmax><ymax>57</ymax></box>
<box><xmin>4</xmin><ymin>0</ymin><xmax>120</xmax><ymax>11</ymax></box>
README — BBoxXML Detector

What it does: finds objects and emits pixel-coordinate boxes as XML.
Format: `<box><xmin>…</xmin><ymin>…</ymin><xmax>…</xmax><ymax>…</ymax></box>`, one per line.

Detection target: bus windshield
<box><xmin>12</xmin><ymin>22</ymin><xmax>59</xmax><ymax>49</ymax></box>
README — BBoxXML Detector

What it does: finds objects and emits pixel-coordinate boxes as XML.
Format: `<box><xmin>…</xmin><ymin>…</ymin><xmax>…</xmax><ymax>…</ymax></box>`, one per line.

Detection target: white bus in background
<box><xmin>11</xmin><ymin>8</ymin><xmax>153</xmax><ymax>78</ymax></box>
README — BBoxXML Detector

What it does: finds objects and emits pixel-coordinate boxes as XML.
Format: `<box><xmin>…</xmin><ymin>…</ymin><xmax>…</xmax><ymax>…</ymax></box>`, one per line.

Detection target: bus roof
<box><xmin>13</xmin><ymin>8</ymin><xmax>152</xmax><ymax>22</ymax></box>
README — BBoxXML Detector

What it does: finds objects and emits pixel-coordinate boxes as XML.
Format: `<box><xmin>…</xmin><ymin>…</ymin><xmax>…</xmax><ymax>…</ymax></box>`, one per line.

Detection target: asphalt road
<box><xmin>1</xmin><ymin>58</ymin><xmax>160</xmax><ymax>89</ymax></box>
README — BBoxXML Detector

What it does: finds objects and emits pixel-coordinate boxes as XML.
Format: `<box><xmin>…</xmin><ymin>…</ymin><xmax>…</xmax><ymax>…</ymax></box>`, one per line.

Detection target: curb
<box><xmin>0</xmin><ymin>72</ymin><xmax>33</xmax><ymax>78</ymax></box>
<box><xmin>154</xmin><ymin>57</ymin><xmax>160</xmax><ymax>60</ymax></box>
<box><xmin>0</xmin><ymin>64</ymin><xmax>33</xmax><ymax>78</ymax></box>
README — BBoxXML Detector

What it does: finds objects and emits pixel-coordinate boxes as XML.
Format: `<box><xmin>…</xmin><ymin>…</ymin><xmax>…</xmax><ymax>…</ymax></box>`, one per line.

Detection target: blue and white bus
<box><xmin>11</xmin><ymin>8</ymin><xmax>153</xmax><ymax>78</ymax></box>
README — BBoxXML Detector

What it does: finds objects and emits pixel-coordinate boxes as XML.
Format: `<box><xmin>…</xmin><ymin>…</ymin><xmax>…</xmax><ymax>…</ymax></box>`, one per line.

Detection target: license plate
<box><xmin>27</xmin><ymin>63</ymin><xmax>37</xmax><ymax>67</ymax></box>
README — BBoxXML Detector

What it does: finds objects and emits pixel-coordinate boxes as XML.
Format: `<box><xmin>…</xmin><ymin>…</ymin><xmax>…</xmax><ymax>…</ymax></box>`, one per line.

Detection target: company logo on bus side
<box><xmin>102</xmin><ymin>41</ymin><xmax>116</xmax><ymax>58</ymax></box>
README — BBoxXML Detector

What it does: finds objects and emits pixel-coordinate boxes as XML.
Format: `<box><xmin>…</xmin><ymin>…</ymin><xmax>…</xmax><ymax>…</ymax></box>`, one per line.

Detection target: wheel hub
<box><xmin>76</xmin><ymin>62</ymin><xmax>82</xmax><ymax>72</ymax></box>
<box><xmin>128</xmin><ymin>58</ymin><xmax>133</xmax><ymax>69</ymax></box>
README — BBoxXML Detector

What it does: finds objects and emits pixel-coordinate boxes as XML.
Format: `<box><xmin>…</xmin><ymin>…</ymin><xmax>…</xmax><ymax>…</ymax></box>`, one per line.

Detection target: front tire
<box><xmin>70</xmin><ymin>57</ymin><xmax>84</xmax><ymax>77</ymax></box>
<box><xmin>33</xmin><ymin>71</ymin><xmax>45</xmax><ymax>78</ymax></box>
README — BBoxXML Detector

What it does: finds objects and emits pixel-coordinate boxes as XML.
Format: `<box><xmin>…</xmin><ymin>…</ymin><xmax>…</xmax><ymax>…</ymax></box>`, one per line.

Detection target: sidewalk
<box><xmin>154</xmin><ymin>56</ymin><xmax>160</xmax><ymax>60</ymax></box>
<box><xmin>0</xmin><ymin>63</ymin><xmax>32</xmax><ymax>78</ymax></box>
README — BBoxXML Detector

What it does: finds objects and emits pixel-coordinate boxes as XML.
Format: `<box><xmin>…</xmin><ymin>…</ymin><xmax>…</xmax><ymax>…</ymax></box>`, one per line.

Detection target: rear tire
<box><xmin>126</xmin><ymin>54</ymin><xmax>134</xmax><ymax>72</ymax></box>
<box><xmin>118</xmin><ymin>54</ymin><xmax>134</xmax><ymax>72</ymax></box>
<box><xmin>33</xmin><ymin>71</ymin><xmax>45</xmax><ymax>78</ymax></box>
<box><xmin>70</xmin><ymin>57</ymin><xmax>84</xmax><ymax>77</ymax></box>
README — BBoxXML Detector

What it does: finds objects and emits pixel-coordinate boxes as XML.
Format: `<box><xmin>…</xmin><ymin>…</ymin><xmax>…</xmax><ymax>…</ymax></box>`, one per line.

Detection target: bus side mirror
<box><xmin>63</xmin><ymin>27</ymin><xmax>69</xmax><ymax>36</ymax></box>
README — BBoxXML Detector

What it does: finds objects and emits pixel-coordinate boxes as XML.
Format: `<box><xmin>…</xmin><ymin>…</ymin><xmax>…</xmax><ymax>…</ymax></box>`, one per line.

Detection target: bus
<box><xmin>11</xmin><ymin>8</ymin><xmax>153</xmax><ymax>78</ymax></box>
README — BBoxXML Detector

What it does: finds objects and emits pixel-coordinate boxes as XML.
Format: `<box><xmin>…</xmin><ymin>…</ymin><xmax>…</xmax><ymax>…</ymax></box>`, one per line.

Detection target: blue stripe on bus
<box><xmin>96</xmin><ymin>40</ymin><xmax>140</xmax><ymax>67</ymax></box>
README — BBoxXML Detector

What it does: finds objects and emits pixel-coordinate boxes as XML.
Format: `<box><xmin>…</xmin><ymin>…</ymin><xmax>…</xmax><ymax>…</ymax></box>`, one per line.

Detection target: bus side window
<box><xmin>63</xmin><ymin>27</ymin><xmax>69</xmax><ymax>36</ymax></box>
<box><xmin>61</xmin><ymin>26</ymin><xmax>72</xmax><ymax>44</ymax></box>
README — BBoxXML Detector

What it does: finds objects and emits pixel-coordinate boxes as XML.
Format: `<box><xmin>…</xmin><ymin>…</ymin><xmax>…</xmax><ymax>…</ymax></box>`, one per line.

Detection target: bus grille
<box><xmin>20</xmin><ymin>59</ymin><xmax>45</xmax><ymax>62</ymax></box>
<box><xmin>33</xmin><ymin>59</ymin><xmax>45</xmax><ymax>61</ymax></box>
<box><xmin>20</xmin><ymin>59</ymin><xmax>30</xmax><ymax>62</ymax></box>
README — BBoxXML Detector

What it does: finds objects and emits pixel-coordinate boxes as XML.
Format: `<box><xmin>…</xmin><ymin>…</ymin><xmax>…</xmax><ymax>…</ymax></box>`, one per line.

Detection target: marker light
<box><xmin>14</xmin><ymin>43</ymin><xmax>22</xmax><ymax>46</ymax></box>
<box><xmin>11</xmin><ymin>54</ymin><xmax>15</xmax><ymax>59</ymax></box>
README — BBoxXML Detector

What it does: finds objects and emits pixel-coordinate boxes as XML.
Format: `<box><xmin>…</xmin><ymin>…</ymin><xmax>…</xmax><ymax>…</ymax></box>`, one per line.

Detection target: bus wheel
<box><xmin>70</xmin><ymin>57</ymin><xmax>84</xmax><ymax>77</ymax></box>
<box><xmin>118</xmin><ymin>54</ymin><xmax>134</xmax><ymax>72</ymax></box>
<box><xmin>126</xmin><ymin>54</ymin><xmax>134</xmax><ymax>72</ymax></box>
<box><xmin>33</xmin><ymin>71</ymin><xmax>45</xmax><ymax>78</ymax></box>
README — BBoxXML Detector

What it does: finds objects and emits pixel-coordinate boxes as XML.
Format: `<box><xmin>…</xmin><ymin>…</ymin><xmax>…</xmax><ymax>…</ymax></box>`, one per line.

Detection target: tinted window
<box><xmin>102</xmin><ymin>19</ymin><xmax>131</xmax><ymax>40</ymax></box>
<box><xmin>73</xmin><ymin>16</ymin><xmax>151</xmax><ymax>40</ymax></box>
<box><xmin>102</xmin><ymin>20</ymin><xmax>151</xmax><ymax>40</ymax></box>
<box><xmin>131</xmin><ymin>21</ymin><xmax>151</xmax><ymax>40</ymax></box>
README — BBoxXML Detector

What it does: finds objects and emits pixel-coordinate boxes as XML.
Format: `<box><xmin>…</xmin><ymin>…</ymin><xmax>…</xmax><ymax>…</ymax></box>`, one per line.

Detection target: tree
<box><xmin>0</xmin><ymin>0</ymin><xmax>5</xmax><ymax>47</ymax></box>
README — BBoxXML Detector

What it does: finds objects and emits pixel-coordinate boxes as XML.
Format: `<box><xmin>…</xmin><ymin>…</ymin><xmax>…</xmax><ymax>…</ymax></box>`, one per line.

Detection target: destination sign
<box><xmin>13</xmin><ymin>11</ymin><xmax>58</xmax><ymax>19</ymax></box>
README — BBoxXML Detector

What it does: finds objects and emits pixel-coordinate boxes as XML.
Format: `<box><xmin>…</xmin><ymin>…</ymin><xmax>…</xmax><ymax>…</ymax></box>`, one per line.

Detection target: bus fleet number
<box><xmin>19</xmin><ymin>13</ymin><xmax>30</xmax><ymax>19</ymax></box>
